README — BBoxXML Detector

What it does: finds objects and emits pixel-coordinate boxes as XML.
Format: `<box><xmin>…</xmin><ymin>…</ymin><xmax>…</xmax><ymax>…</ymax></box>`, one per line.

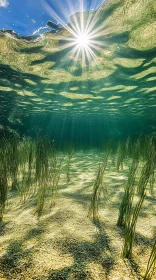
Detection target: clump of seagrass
<box><xmin>9</xmin><ymin>138</ymin><xmax>19</xmax><ymax>191</ymax></box>
<box><xmin>0</xmin><ymin>173</ymin><xmax>8</xmax><ymax>221</ymax></box>
<box><xmin>17</xmin><ymin>138</ymin><xmax>35</xmax><ymax>203</ymax></box>
<box><xmin>0</xmin><ymin>138</ymin><xmax>10</xmax><ymax>221</ymax></box>
<box><xmin>145</xmin><ymin>137</ymin><xmax>155</xmax><ymax>196</ymax></box>
<box><xmin>46</xmin><ymin>141</ymin><xmax>62</xmax><ymax>206</ymax></box>
<box><xmin>122</xmin><ymin>189</ymin><xmax>146</xmax><ymax>258</ymax></box>
<box><xmin>49</xmin><ymin>157</ymin><xmax>62</xmax><ymax>207</ymax></box>
<box><xmin>144</xmin><ymin>241</ymin><xmax>156</xmax><ymax>280</ymax></box>
<box><xmin>148</xmin><ymin>138</ymin><xmax>156</xmax><ymax>196</ymax></box>
<box><xmin>88</xmin><ymin>152</ymin><xmax>109</xmax><ymax>221</ymax></box>
<box><xmin>116</xmin><ymin>142</ymin><xmax>125</xmax><ymax>171</ymax></box>
<box><xmin>117</xmin><ymin>158</ymin><xmax>138</xmax><ymax>227</ymax></box>
<box><xmin>35</xmin><ymin>138</ymin><xmax>49</xmax><ymax>216</ymax></box>
<box><xmin>66</xmin><ymin>150</ymin><xmax>74</xmax><ymax>183</ymax></box>
<box><xmin>122</xmin><ymin>151</ymin><xmax>155</xmax><ymax>259</ymax></box>
<box><xmin>117</xmin><ymin>140</ymin><xmax>140</xmax><ymax>227</ymax></box>
<box><xmin>149</xmin><ymin>166</ymin><xmax>155</xmax><ymax>196</ymax></box>
<box><xmin>137</xmin><ymin>138</ymin><xmax>155</xmax><ymax>195</ymax></box>
<box><xmin>0</xmin><ymin>160</ymin><xmax>8</xmax><ymax>221</ymax></box>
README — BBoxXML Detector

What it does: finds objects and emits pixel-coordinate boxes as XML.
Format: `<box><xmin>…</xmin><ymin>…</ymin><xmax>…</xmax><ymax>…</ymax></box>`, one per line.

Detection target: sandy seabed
<box><xmin>0</xmin><ymin>151</ymin><xmax>155</xmax><ymax>280</ymax></box>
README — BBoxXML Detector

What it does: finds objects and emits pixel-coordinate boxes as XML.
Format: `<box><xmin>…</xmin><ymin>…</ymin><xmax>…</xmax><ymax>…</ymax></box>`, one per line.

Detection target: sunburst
<box><xmin>75</xmin><ymin>32</ymin><xmax>90</xmax><ymax>48</ymax></box>
<box><xmin>43</xmin><ymin>0</ymin><xmax>105</xmax><ymax>69</ymax></box>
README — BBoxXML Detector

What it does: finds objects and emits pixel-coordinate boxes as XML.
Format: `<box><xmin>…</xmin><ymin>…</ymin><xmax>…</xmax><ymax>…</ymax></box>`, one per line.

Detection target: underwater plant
<box><xmin>66</xmin><ymin>150</ymin><xmax>74</xmax><ymax>183</ymax></box>
<box><xmin>35</xmin><ymin>138</ymin><xmax>49</xmax><ymax>183</ymax></box>
<box><xmin>149</xmin><ymin>168</ymin><xmax>155</xmax><ymax>196</ymax></box>
<box><xmin>122</xmin><ymin>154</ymin><xmax>154</xmax><ymax>259</ymax></box>
<box><xmin>144</xmin><ymin>241</ymin><xmax>156</xmax><ymax>280</ymax></box>
<box><xmin>122</xmin><ymin>190</ymin><xmax>146</xmax><ymax>258</ymax></box>
<box><xmin>35</xmin><ymin>181</ymin><xmax>46</xmax><ymax>216</ymax></box>
<box><xmin>35</xmin><ymin>138</ymin><xmax>50</xmax><ymax>216</ymax></box>
<box><xmin>27</xmin><ymin>141</ymin><xmax>34</xmax><ymax>183</ymax></box>
<box><xmin>137</xmin><ymin>139</ymin><xmax>155</xmax><ymax>195</ymax></box>
<box><xmin>16</xmin><ymin>138</ymin><xmax>35</xmax><ymax>203</ymax></box>
<box><xmin>111</xmin><ymin>155</ymin><xmax>116</xmax><ymax>167</ymax></box>
<box><xmin>9</xmin><ymin>138</ymin><xmax>19</xmax><ymax>191</ymax></box>
<box><xmin>116</xmin><ymin>142</ymin><xmax>125</xmax><ymax>171</ymax></box>
<box><xmin>125</xmin><ymin>136</ymin><xmax>131</xmax><ymax>159</ymax></box>
<box><xmin>0</xmin><ymin>139</ymin><xmax>9</xmax><ymax>221</ymax></box>
<box><xmin>0</xmin><ymin>165</ymin><xmax>8</xmax><ymax>221</ymax></box>
<box><xmin>117</xmin><ymin>157</ymin><xmax>138</xmax><ymax>227</ymax></box>
<box><xmin>49</xmin><ymin>157</ymin><xmax>62</xmax><ymax>207</ymax></box>
<box><xmin>88</xmin><ymin>151</ymin><xmax>109</xmax><ymax>221</ymax></box>
<box><xmin>117</xmin><ymin>138</ymin><xmax>142</xmax><ymax>228</ymax></box>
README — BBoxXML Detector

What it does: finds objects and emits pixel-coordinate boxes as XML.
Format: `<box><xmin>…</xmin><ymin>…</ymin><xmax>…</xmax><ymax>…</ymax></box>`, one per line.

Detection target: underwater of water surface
<box><xmin>0</xmin><ymin>0</ymin><xmax>156</xmax><ymax>147</ymax></box>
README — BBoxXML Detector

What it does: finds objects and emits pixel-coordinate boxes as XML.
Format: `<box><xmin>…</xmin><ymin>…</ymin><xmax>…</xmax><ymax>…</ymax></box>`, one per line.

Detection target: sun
<box><xmin>43</xmin><ymin>0</ymin><xmax>104</xmax><ymax>68</ymax></box>
<box><xmin>76</xmin><ymin>32</ymin><xmax>90</xmax><ymax>48</ymax></box>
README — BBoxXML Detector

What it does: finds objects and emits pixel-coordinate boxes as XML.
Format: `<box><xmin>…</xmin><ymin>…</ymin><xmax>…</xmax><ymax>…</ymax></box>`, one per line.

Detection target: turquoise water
<box><xmin>0</xmin><ymin>3</ymin><xmax>155</xmax><ymax>278</ymax></box>
<box><xmin>0</xmin><ymin>0</ymin><xmax>155</xmax><ymax>148</ymax></box>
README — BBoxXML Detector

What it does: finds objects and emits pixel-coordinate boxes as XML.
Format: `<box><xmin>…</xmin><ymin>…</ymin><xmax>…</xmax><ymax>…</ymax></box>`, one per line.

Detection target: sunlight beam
<box><xmin>43</xmin><ymin>0</ymin><xmax>104</xmax><ymax>69</ymax></box>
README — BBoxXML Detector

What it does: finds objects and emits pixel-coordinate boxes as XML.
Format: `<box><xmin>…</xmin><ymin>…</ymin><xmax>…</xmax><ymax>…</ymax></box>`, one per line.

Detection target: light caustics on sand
<box><xmin>43</xmin><ymin>0</ymin><xmax>105</xmax><ymax>70</ymax></box>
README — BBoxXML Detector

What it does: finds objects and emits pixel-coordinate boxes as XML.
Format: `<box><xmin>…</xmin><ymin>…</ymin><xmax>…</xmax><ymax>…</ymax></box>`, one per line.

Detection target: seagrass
<box><xmin>117</xmin><ymin>158</ymin><xmax>138</xmax><ymax>227</ymax></box>
<box><xmin>9</xmin><ymin>138</ymin><xmax>19</xmax><ymax>190</ymax></box>
<box><xmin>116</xmin><ymin>142</ymin><xmax>126</xmax><ymax>171</ymax></box>
<box><xmin>49</xmin><ymin>157</ymin><xmax>62</xmax><ymax>207</ymax></box>
<box><xmin>0</xmin><ymin>138</ymin><xmax>9</xmax><ymax>221</ymax></box>
<box><xmin>35</xmin><ymin>138</ymin><xmax>49</xmax><ymax>216</ymax></box>
<box><xmin>0</xmin><ymin>163</ymin><xmax>8</xmax><ymax>221</ymax></box>
<box><xmin>137</xmin><ymin>138</ymin><xmax>155</xmax><ymax>195</ymax></box>
<box><xmin>88</xmin><ymin>151</ymin><xmax>110</xmax><ymax>221</ymax></box>
<box><xmin>117</xmin><ymin>139</ymin><xmax>141</xmax><ymax>228</ymax></box>
<box><xmin>66</xmin><ymin>150</ymin><xmax>74</xmax><ymax>183</ymax></box>
<box><xmin>122</xmin><ymin>153</ymin><xmax>154</xmax><ymax>259</ymax></box>
<box><xmin>144</xmin><ymin>241</ymin><xmax>156</xmax><ymax>280</ymax></box>
<box><xmin>17</xmin><ymin>139</ymin><xmax>35</xmax><ymax>202</ymax></box>
<box><xmin>122</xmin><ymin>191</ymin><xmax>146</xmax><ymax>258</ymax></box>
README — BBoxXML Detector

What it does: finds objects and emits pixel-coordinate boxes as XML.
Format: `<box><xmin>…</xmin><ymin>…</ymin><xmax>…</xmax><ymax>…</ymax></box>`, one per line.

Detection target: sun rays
<box><xmin>43</xmin><ymin>0</ymin><xmax>105</xmax><ymax>71</ymax></box>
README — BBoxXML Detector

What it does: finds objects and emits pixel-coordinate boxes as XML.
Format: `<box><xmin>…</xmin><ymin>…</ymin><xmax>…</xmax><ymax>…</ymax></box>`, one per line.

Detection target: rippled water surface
<box><xmin>0</xmin><ymin>0</ymin><xmax>155</xmax><ymax>143</ymax></box>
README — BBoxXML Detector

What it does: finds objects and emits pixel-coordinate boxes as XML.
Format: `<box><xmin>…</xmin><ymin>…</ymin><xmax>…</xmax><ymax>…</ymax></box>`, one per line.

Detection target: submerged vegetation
<box><xmin>0</xmin><ymin>141</ymin><xmax>8</xmax><ymax>221</ymax></box>
<box><xmin>88</xmin><ymin>151</ymin><xmax>110</xmax><ymax>221</ymax></box>
<box><xmin>118</xmin><ymin>137</ymin><xmax>156</xmax><ymax>259</ymax></box>
<box><xmin>117</xmin><ymin>156</ymin><xmax>138</xmax><ymax>228</ymax></box>
<box><xmin>66</xmin><ymin>150</ymin><xmax>74</xmax><ymax>184</ymax></box>
<box><xmin>144</xmin><ymin>241</ymin><xmax>156</xmax><ymax>280</ymax></box>
<box><xmin>0</xmin><ymin>134</ymin><xmax>155</xmax><ymax>279</ymax></box>
<box><xmin>0</xmin><ymin>0</ymin><xmax>155</xmax><ymax>278</ymax></box>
